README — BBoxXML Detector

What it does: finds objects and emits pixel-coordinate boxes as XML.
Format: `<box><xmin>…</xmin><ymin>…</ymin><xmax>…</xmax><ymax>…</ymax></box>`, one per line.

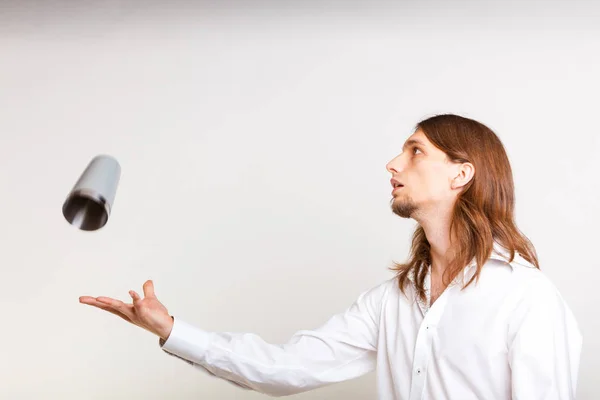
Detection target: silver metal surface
<box><xmin>62</xmin><ymin>155</ymin><xmax>121</xmax><ymax>231</ymax></box>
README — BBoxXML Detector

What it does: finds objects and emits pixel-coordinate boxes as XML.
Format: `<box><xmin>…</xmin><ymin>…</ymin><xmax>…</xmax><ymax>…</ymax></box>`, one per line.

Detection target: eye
<box><xmin>412</xmin><ymin>147</ymin><xmax>423</xmax><ymax>155</ymax></box>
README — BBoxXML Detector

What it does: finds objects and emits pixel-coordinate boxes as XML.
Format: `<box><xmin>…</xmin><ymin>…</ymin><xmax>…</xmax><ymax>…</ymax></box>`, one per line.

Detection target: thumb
<box><xmin>143</xmin><ymin>280</ymin><xmax>156</xmax><ymax>298</ymax></box>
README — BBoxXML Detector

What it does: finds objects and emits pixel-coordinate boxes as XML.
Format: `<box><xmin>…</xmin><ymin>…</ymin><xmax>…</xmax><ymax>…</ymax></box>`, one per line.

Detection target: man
<box><xmin>80</xmin><ymin>114</ymin><xmax>582</xmax><ymax>399</ymax></box>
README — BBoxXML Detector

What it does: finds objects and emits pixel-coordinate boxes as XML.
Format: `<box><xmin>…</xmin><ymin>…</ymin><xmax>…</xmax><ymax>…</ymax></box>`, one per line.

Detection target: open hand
<box><xmin>79</xmin><ymin>280</ymin><xmax>174</xmax><ymax>340</ymax></box>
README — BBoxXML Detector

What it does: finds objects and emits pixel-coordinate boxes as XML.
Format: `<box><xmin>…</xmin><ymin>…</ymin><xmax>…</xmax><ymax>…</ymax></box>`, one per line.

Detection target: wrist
<box><xmin>160</xmin><ymin>316</ymin><xmax>174</xmax><ymax>341</ymax></box>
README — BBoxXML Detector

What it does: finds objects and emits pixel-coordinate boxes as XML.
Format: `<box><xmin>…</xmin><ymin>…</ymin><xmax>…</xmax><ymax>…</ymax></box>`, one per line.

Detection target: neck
<box><xmin>415</xmin><ymin>205</ymin><xmax>455</xmax><ymax>277</ymax></box>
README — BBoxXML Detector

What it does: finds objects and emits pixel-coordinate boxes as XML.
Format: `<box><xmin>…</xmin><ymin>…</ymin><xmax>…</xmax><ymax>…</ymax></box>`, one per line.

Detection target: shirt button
<box><xmin>416</xmin><ymin>368</ymin><xmax>421</xmax><ymax>374</ymax></box>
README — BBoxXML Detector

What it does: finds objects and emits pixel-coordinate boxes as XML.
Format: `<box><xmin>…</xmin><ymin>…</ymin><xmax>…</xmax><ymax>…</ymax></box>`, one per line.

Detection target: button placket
<box><xmin>407</xmin><ymin>287</ymin><xmax>451</xmax><ymax>400</ymax></box>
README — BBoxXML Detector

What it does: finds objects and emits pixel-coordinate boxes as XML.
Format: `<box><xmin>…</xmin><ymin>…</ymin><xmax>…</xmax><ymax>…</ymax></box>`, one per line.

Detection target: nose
<box><xmin>386</xmin><ymin>154</ymin><xmax>403</xmax><ymax>174</ymax></box>
<box><xmin>386</xmin><ymin>160</ymin><xmax>397</xmax><ymax>174</ymax></box>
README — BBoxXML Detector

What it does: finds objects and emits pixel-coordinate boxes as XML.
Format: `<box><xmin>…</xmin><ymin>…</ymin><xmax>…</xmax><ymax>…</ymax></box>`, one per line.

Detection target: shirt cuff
<box><xmin>158</xmin><ymin>317</ymin><xmax>212</xmax><ymax>365</ymax></box>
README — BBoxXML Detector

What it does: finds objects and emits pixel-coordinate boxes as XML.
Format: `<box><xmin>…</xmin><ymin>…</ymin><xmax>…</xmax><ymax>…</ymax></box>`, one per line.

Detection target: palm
<box><xmin>79</xmin><ymin>280</ymin><xmax>173</xmax><ymax>340</ymax></box>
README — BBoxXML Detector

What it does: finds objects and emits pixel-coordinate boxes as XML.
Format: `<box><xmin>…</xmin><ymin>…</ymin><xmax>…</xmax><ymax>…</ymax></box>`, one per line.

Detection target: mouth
<box><xmin>390</xmin><ymin>178</ymin><xmax>404</xmax><ymax>192</ymax></box>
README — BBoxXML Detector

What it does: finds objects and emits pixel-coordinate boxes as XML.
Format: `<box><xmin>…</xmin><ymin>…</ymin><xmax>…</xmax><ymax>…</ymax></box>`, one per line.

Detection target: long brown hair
<box><xmin>390</xmin><ymin>114</ymin><xmax>539</xmax><ymax>300</ymax></box>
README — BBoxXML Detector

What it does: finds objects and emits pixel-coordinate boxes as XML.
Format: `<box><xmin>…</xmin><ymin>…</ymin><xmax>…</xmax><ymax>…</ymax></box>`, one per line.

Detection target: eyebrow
<box><xmin>402</xmin><ymin>139</ymin><xmax>426</xmax><ymax>150</ymax></box>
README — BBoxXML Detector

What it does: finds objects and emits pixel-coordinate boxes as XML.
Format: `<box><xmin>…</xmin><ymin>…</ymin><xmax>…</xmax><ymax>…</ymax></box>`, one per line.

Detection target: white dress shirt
<box><xmin>159</xmin><ymin>245</ymin><xmax>582</xmax><ymax>399</ymax></box>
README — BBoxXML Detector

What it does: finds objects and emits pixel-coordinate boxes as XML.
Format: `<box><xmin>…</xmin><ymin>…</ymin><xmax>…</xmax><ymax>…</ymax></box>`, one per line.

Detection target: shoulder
<box><xmin>492</xmin><ymin>257</ymin><xmax>581</xmax><ymax>337</ymax></box>
<box><xmin>482</xmin><ymin>252</ymin><xmax>560</xmax><ymax>301</ymax></box>
<box><xmin>488</xmin><ymin>252</ymin><xmax>557</xmax><ymax>291</ymax></box>
<box><xmin>479</xmin><ymin>251</ymin><xmax>579</xmax><ymax>320</ymax></box>
<box><xmin>359</xmin><ymin>276</ymin><xmax>399</xmax><ymax>302</ymax></box>
<box><xmin>350</xmin><ymin>276</ymin><xmax>401</xmax><ymax>314</ymax></box>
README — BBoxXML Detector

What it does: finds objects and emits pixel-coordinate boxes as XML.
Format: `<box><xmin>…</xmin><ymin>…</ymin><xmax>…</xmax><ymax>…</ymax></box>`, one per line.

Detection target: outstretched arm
<box><xmin>80</xmin><ymin>279</ymin><xmax>389</xmax><ymax>397</ymax></box>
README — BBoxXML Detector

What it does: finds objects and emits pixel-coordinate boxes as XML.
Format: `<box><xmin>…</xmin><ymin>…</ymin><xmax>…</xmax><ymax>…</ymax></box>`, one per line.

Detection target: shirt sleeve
<box><xmin>507</xmin><ymin>276</ymin><xmax>583</xmax><ymax>400</ymax></box>
<box><xmin>158</xmin><ymin>280</ymin><xmax>390</xmax><ymax>397</ymax></box>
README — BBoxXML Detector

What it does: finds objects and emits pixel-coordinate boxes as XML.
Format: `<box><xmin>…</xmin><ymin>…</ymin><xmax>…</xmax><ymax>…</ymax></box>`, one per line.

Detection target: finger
<box><xmin>143</xmin><ymin>280</ymin><xmax>156</xmax><ymax>298</ymax></box>
<box><xmin>79</xmin><ymin>296</ymin><xmax>97</xmax><ymax>304</ymax></box>
<box><xmin>79</xmin><ymin>297</ymin><xmax>133</xmax><ymax>323</ymax></box>
<box><xmin>129</xmin><ymin>290</ymin><xmax>141</xmax><ymax>302</ymax></box>
<box><xmin>95</xmin><ymin>297</ymin><xmax>136</xmax><ymax>320</ymax></box>
<box><xmin>96</xmin><ymin>296</ymin><xmax>128</xmax><ymax>308</ymax></box>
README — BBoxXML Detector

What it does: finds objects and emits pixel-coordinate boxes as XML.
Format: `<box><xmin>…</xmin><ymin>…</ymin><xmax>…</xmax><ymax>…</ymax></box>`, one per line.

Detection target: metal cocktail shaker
<box><xmin>62</xmin><ymin>155</ymin><xmax>121</xmax><ymax>231</ymax></box>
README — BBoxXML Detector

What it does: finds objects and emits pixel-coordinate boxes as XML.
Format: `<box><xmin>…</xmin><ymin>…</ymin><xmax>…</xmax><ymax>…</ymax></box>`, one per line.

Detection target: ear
<box><xmin>451</xmin><ymin>162</ymin><xmax>475</xmax><ymax>190</ymax></box>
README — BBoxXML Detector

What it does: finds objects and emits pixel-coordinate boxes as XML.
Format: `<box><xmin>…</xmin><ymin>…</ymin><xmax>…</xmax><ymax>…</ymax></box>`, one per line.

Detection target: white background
<box><xmin>0</xmin><ymin>1</ymin><xmax>598</xmax><ymax>399</ymax></box>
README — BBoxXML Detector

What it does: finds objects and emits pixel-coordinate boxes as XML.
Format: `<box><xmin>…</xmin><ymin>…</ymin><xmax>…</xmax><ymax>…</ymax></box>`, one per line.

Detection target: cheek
<box><xmin>420</xmin><ymin>169</ymin><xmax>451</xmax><ymax>199</ymax></box>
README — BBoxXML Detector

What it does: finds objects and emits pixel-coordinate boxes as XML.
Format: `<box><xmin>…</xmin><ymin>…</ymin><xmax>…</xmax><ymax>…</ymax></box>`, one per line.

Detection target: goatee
<box><xmin>391</xmin><ymin>198</ymin><xmax>418</xmax><ymax>219</ymax></box>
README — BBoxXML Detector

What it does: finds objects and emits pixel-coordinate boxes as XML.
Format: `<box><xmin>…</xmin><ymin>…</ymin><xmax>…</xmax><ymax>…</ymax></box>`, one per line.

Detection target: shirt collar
<box><xmin>461</xmin><ymin>242</ymin><xmax>536</xmax><ymax>282</ymax></box>
<box><xmin>408</xmin><ymin>242</ymin><xmax>536</xmax><ymax>285</ymax></box>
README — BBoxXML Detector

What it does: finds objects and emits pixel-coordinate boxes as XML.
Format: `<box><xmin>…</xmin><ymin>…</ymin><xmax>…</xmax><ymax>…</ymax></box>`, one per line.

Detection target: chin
<box><xmin>391</xmin><ymin>198</ymin><xmax>418</xmax><ymax>219</ymax></box>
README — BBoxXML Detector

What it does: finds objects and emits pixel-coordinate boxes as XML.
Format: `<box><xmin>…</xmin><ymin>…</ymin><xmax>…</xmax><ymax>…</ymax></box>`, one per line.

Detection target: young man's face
<box><xmin>386</xmin><ymin>129</ymin><xmax>458</xmax><ymax>219</ymax></box>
